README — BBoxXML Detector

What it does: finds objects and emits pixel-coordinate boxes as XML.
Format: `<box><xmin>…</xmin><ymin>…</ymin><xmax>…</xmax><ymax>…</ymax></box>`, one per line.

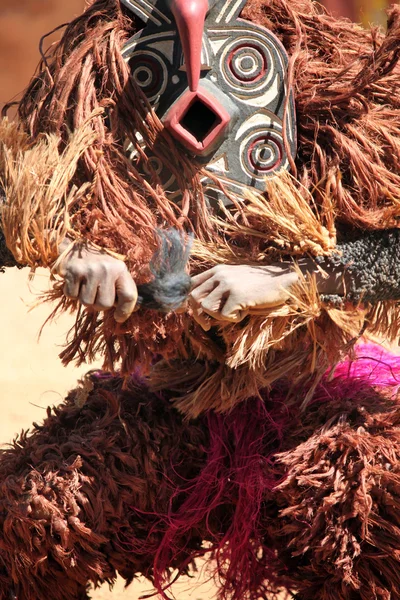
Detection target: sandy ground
<box><xmin>0</xmin><ymin>267</ymin><xmax>216</xmax><ymax>600</ymax></box>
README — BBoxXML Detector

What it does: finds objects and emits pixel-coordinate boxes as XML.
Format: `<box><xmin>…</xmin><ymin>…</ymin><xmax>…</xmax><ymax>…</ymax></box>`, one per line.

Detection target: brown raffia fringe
<box><xmin>0</xmin><ymin>375</ymin><xmax>209</xmax><ymax>600</ymax></box>
<box><xmin>268</xmin><ymin>386</ymin><xmax>400</xmax><ymax>599</ymax></box>
<box><xmin>0</xmin><ymin>116</ymin><xmax>100</xmax><ymax>268</ymax></box>
<box><xmin>1</xmin><ymin>361</ymin><xmax>400</xmax><ymax>598</ymax></box>
<box><xmin>1</xmin><ymin>0</ymin><xmax>400</xmax><ymax>414</ymax></box>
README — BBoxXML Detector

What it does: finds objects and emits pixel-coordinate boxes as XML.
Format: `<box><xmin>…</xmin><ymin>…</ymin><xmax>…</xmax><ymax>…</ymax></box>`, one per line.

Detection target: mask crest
<box><xmin>120</xmin><ymin>0</ymin><xmax>247</xmax><ymax>25</ymax></box>
<box><xmin>120</xmin><ymin>0</ymin><xmax>173</xmax><ymax>26</ymax></box>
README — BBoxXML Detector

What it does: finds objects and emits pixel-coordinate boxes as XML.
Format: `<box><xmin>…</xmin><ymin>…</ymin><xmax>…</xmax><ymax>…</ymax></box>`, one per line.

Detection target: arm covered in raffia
<box><xmin>1</xmin><ymin>0</ymin><xmax>400</xmax><ymax>415</ymax></box>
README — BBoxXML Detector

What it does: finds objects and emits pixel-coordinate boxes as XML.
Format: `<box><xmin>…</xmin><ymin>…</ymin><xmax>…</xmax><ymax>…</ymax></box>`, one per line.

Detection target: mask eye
<box><xmin>241</xmin><ymin>129</ymin><xmax>284</xmax><ymax>178</ymax></box>
<box><xmin>129</xmin><ymin>50</ymin><xmax>168</xmax><ymax>102</ymax></box>
<box><xmin>228</xmin><ymin>45</ymin><xmax>266</xmax><ymax>84</ymax></box>
<box><xmin>219</xmin><ymin>37</ymin><xmax>277</xmax><ymax>95</ymax></box>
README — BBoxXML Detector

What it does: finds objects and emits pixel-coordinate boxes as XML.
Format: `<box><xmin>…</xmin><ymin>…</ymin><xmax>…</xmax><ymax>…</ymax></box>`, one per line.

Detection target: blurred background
<box><xmin>323</xmin><ymin>0</ymin><xmax>390</xmax><ymax>23</ymax></box>
<box><xmin>0</xmin><ymin>0</ymin><xmax>394</xmax><ymax>598</ymax></box>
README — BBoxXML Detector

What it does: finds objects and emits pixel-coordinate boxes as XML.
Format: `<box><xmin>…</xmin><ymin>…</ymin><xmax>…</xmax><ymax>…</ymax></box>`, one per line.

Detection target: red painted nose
<box><xmin>169</xmin><ymin>0</ymin><xmax>209</xmax><ymax>92</ymax></box>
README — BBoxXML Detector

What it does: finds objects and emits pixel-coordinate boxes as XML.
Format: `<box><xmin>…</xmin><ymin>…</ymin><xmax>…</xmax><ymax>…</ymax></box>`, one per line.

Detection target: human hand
<box><xmin>190</xmin><ymin>264</ymin><xmax>299</xmax><ymax>329</ymax></box>
<box><xmin>55</xmin><ymin>238</ymin><xmax>137</xmax><ymax>323</ymax></box>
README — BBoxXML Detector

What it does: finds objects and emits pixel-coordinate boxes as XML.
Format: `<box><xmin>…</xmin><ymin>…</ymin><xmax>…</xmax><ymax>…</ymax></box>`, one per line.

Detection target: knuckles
<box><xmin>63</xmin><ymin>258</ymin><xmax>126</xmax><ymax>281</ymax></box>
<box><xmin>66</xmin><ymin>262</ymin><xmax>86</xmax><ymax>279</ymax></box>
<box><xmin>94</xmin><ymin>301</ymin><xmax>114</xmax><ymax>311</ymax></box>
<box><xmin>57</xmin><ymin>249</ymin><xmax>137</xmax><ymax>319</ymax></box>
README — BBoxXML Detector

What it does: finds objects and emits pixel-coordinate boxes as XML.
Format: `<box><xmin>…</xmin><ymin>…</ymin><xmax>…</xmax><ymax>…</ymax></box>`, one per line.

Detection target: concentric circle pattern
<box><xmin>139</xmin><ymin>150</ymin><xmax>176</xmax><ymax>190</ymax></box>
<box><xmin>220</xmin><ymin>35</ymin><xmax>276</xmax><ymax>94</ymax></box>
<box><xmin>228</xmin><ymin>44</ymin><xmax>266</xmax><ymax>83</ymax></box>
<box><xmin>129</xmin><ymin>50</ymin><xmax>167</xmax><ymax>102</ymax></box>
<box><xmin>240</xmin><ymin>129</ymin><xmax>284</xmax><ymax>178</ymax></box>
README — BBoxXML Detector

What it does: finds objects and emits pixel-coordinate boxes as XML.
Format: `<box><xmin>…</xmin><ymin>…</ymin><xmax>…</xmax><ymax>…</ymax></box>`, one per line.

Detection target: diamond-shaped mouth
<box><xmin>180</xmin><ymin>99</ymin><xmax>222</xmax><ymax>143</ymax></box>
<box><xmin>164</xmin><ymin>89</ymin><xmax>230</xmax><ymax>156</ymax></box>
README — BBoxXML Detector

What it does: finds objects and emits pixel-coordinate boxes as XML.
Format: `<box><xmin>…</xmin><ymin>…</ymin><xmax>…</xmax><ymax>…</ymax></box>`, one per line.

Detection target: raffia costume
<box><xmin>2</xmin><ymin>0</ymin><xmax>400</xmax><ymax>598</ymax></box>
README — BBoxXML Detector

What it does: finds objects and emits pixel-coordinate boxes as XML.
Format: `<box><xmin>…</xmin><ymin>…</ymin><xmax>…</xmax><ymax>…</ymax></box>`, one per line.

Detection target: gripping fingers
<box><xmin>192</xmin><ymin>307</ymin><xmax>212</xmax><ymax>331</ymax></box>
<box><xmin>80</xmin><ymin>278</ymin><xmax>100</xmax><ymax>307</ymax></box>
<box><xmin>191</xmin><ymin>269</ymin><xmax>215</xmax><ymax>289</ymax></box>
<box><xmin>199</xmin><ymin>285</ymin><xmax>227</xmax><ymax>316</ymax></box>
<box><xmin>190</xmin><ymin>278</ymin><xmax>218</xmax><ymax>303</ymax></box>
<box><xmin>93</xmin><ymin>282</ymin><xmax>117</xmax><ymax>312</ymax></box>
<box><xmin>194</xmin><ymin>286</ymin><xmax>247</xmax><ymax>323</ymax></box>
<box><xmin>189</xmin><ymin>297</ymin><xmax>212</xmax><ymax>331</ymax></box>
<box><xmin>114</xmin><ymin>271</ymin><xmax>138</xmax><ymax>323</ymax></box>
<box><xmin>219</xmin><ymin>295</ymin><xmax>247</xmax><ymax>322</ymax></box>
<box><xmin>63</xmin><ymin>272</ymin><xmax>82</xmax><ymax>300</ymax></box>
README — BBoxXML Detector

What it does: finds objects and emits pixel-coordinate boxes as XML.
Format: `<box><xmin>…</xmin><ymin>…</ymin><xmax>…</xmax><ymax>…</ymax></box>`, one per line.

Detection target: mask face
<box><xmin>121</xmin><ymin>0</ymin><xmax>296</xmax><ymax>207</ymax></box>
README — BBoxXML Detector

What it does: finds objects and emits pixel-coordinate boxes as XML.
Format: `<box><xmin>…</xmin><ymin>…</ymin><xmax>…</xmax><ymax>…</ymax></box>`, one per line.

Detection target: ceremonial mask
<box><xmin>121</xmin><ymin>0</ymin><xmax>296</xmax><ymax>206</ymax></box>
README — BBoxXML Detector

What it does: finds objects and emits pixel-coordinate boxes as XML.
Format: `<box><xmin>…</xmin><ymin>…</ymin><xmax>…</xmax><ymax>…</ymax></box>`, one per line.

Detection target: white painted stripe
<box><xmin>123</xmin><ymin>0</ymin><xmax>161</xmax><ymax>25</ymax></box>
<box><xmin>225</xmin><ymin>0</ymin><xmax>243</xmax><ymax>23</ymax></box>
<box><xmin>123</xmin><ymin>0</ymin><xmax>171</xmax><ymax>26</ymax></box>
<box><xmin>215</xmin><ymin>0</ymin><xmax>230</xmax><ymax>23</ymax></box>
<box><xmin>142</xmin><ymin>0</ymin><xmax>172</xmax><ymax>24</ymax></box>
